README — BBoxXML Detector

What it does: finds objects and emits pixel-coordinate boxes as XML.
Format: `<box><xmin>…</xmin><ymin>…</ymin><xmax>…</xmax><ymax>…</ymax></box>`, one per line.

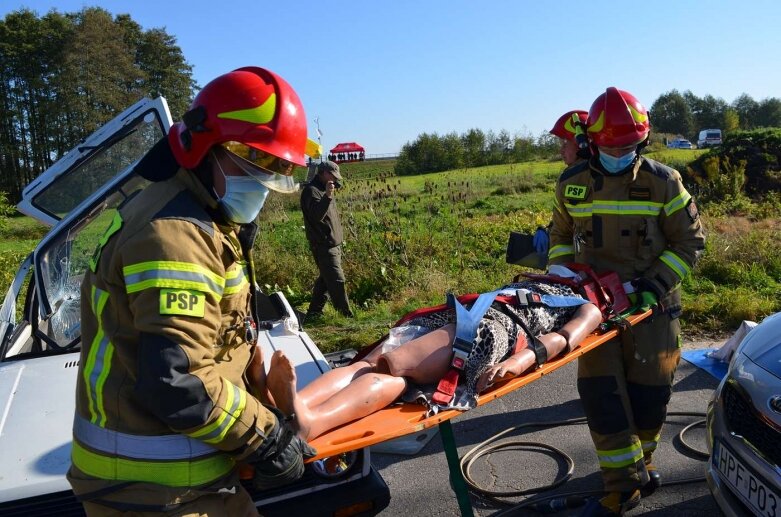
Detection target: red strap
<box><xmin>513</xmin><ymin>332</ymin><xmax>528</xmax><ymax>355</ymax></box>
<box><xmin>432</xmin><ymin>368</ymin><xmax>460</xmax><ymax>405</ymax></box>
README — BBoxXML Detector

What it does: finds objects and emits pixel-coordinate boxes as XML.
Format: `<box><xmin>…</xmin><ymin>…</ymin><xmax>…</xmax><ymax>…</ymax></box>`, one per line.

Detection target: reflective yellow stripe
<box><xmin>549</xmin><ymin>244</ymin><xmax>574</xmax><ymax>260</ymax></box>
<box><xmin>224</xmin><ymin>264</ymin><xmax>249</xmax><ymax>295</ymax></box>
<box><xmin>71</xmin><ymin>441</ymin><xmax>234</xmax><ymax>487</ymax></box>
<box><xmin>123</xmin><ymin>261</ymin><xmax>225</xmax><ymax>300</ymax></box>
<box><xmin>641</xmin><ymin>432</ymin><xmax>661</xmax><ymax>452</ymax></box>
<box><xmin>565</xmin><ymin>202</ymin><xmax>593</xmax><ymax>218</ymax></box>
<box><xmin>84</xmin><ymin>287</ymin><xmax>112</xmax><ymax>426</ymax></box>
<box><xmin>90</xmin><ymin>212</ymin><xmax>123</xmax><ymax>272</ymax></box>
<box><xmin>188</xmin><ymin>379</ymin><xmax>247</xmax><ymax>444</ymax></box>
<box><xmin>664</xmin><ymin>191</ymin><xmax>691</xmax><ymax>216</ymax></box>
<box><xmin>660</xmin><ymin>250</ymin><xmax>691</xmax><ymax>280</ymax></box>
<box><xmin>217</xmin><ymin>93</ymin><xmax>276</xmax><ymax>124</ymax></box>
<box><xmin>564</xmin><ymin>200</ymin><xmax>663</xmax><ymax>218</ymax></box>
<box><xmin>597</xmin><ymin>442</ymin><xmax>644</xmax><ymax>468</ymax></box>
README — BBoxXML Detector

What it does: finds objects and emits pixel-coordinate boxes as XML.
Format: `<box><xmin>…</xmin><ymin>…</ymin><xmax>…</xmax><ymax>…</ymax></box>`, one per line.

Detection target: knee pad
<box><xmin>577</xmin><ymin>376</ymin><xmax>629</xmax><ymax>435</ymax></box>
<box><xmin>627</xmin><ymin>382</ymin><xmax>672</xmax><ymax>430</ymax></box>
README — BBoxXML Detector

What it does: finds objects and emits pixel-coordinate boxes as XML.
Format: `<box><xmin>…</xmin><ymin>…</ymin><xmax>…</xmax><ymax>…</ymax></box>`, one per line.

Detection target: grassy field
<box><xmin>2</xmin><ymin>150</ymin><xmax>778</xmax><ymax>354</ymax></box>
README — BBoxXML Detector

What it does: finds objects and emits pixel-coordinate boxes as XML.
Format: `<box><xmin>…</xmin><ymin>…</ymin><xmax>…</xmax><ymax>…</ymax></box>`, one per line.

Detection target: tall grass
<box><xmin>1</xmin><ymin>157</ymin><xmax>777</xmax><ymax>353</ymax></box>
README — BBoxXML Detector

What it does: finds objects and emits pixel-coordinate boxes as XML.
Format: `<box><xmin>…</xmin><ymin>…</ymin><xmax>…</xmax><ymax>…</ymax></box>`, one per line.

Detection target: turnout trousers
<box><xmin>308</xmin><ymin>244</ymin><xmax>352</xmax><ymax>316</ymax></box>
<box><xmin>80</xmin><ymin>480</ymin><xmax>258</xmax><ymax>516</ymax></box>
<box><xmin>577</xmin><ymin>312</ymin><xmax>681</xmax><ymax>492</ymax></box>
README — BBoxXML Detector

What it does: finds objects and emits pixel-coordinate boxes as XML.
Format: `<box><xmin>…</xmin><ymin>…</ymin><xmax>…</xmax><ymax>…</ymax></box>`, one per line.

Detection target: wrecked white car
<box><xmin>0</xmin><ymin>97</ymin><xmax>389</xmax><ymax>516</ymax></box>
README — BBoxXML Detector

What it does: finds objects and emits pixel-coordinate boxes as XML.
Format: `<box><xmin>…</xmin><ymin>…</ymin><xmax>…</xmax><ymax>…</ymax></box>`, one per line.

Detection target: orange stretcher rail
<box><xmin>307</xmin><ymin>309</ymin><xmax>652</xmax><ymax>461</ymax></box>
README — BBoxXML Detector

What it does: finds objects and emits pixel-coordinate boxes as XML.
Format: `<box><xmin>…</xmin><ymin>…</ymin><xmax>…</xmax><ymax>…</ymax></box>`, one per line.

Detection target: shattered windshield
<box><xmin>37</xmin><ymin>174</ymin><xmax>150</xmax><ymax>349</ymax></box>
<box><xmin>34</xmin><ymin>110</ymin><xmax>165</xmax><ymax>349</ymax></box>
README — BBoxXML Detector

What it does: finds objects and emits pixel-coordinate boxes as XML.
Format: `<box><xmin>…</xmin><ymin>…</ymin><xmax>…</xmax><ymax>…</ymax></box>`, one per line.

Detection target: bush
<box><xmin>684</xmin><ymin>128</ymin><xmax>781</xmax><ymax>204</ymax></box>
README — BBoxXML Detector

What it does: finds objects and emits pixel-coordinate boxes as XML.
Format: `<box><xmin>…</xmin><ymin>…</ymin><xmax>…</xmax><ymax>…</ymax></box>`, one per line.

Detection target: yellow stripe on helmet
<box><xmin>218</xmin><ymin>93</ymin><xmax>276</xmax><ymax>124</ymax></box>
<box><xmin>587</xmin><ymin>110</ymin><xmax>605</xmax><ymax>134</ymax></box>
<box><xmin>628</xmin><ymin>104</ymin><xmax>648</xmax><ymax>123</ymax></box>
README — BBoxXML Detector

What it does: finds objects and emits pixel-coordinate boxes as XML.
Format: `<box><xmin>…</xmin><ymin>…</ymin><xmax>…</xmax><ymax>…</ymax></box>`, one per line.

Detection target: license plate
<box><xmin>713</xmin><ymin>439</ymin><xmax>780</xmax><ymax>517</ymax></box>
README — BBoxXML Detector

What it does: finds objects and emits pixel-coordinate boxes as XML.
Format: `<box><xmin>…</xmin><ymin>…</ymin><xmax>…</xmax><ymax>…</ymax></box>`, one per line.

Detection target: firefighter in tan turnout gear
<box><xmin>548</xmin><ymin>87</ymin><xmax>706</xmax><ymax>516</ymax></box>
<box><xmin>67</xmin><ymin>67</ymin><xmax>315</xmax><ymax>516</ymax></box>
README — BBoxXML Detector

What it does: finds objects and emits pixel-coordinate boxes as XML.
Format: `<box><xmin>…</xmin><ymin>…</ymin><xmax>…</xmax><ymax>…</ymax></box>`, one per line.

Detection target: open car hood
<box><xmin>0</xmin><ymin>356</ymin><xmax>78</xmax><ymax>502</ymax></box>
<box><xmin>17</xmin><ymin>97</ymin><xmax>172</xmax><ymax>227</ymax></box>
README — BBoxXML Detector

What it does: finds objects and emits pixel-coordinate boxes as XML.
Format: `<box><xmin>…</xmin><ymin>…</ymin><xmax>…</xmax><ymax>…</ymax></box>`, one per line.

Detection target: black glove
<box><xmin>250</xmin><ymin>406</ymin><xmax>317</xmax><ymax>490</ymax></box>
<box><xmin>630</xmin><ymin>277</ymin><xmax>663</xmax><ymax>311</ymax></box>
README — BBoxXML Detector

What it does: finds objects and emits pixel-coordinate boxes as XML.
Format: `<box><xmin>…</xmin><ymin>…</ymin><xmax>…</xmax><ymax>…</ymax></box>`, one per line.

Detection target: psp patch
<box><xmin>564</xmin><ymin>184</ymin><xmax>588</xmax><ymax>200</ymax></box>
<box><xmin>160</xmin><ymin>289</ymin><xmax>206</xmax><ymax>317</ymax></box>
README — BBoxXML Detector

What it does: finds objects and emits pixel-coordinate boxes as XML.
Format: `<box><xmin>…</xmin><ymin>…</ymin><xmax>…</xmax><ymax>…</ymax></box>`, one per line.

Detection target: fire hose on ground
<box><xmin>454</xmin><ymin>411</ymin><xmax>708</xmax><ymax>515</ymax></box>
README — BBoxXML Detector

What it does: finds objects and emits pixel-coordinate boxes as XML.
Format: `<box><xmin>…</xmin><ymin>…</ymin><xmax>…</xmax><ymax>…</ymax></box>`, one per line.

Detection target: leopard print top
<box><xmin>405</xmin><ymin>280</ymin><xmax>582</xmax><ymax>410</ymax></box>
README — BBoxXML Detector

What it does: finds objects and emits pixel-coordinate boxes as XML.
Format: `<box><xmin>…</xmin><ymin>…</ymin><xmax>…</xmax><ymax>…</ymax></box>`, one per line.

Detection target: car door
<box><xmin>0</xmin><ymin>97</ymin><xmax>173</xmax><ymax>357</ymax></box>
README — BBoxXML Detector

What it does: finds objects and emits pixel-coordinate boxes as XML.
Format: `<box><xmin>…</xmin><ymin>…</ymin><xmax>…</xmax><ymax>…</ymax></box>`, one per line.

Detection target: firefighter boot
<box><xmin>578</xmin><ymin>489</ymin><xmax>641</xmax><ymax>516</ymax></box>
<box><xmin>640</xmin><ymin>463</ymin><xmax>662</xmax><ymax>497</ymax></box>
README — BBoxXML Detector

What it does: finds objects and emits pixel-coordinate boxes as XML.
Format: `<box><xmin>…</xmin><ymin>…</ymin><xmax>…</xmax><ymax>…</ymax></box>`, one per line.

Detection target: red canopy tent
<box><xmin>328</xmin><ymin>142</ymin><xmax>365</xmax><ymax>163</ymax></box>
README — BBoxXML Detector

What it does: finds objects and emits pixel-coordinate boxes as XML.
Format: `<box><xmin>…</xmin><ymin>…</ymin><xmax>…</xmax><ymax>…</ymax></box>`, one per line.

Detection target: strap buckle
<box><xmin>451</xmin><ymin>341</ymin><xmax>470</xmax><ymax>370</ymax></box>
<box><xmin>515</xmin><ymin>289</ymin><xmax>542</xmax><ymax>306</ymax></box>
<box><xmin>432</xmin><ymin>369</ymin><xmax>460</xmax><ymax>404</ymax></box>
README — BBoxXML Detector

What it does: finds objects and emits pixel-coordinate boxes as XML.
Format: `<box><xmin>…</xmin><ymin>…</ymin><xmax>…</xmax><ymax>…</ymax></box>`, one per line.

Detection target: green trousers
<box><xmin>308</xmin><ymin>244</ymin><xmax>352</xmax><ymax>316</ymax></box>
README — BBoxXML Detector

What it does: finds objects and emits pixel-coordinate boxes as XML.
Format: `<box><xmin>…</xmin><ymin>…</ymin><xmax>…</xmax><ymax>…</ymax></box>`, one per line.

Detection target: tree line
<box><xmin>397</xmin><ymin>90</ymin><xmax>781</xmax><ymax>175</ymax></box>
<box><xmin>0</xmin><ymin>7</ymin><xmax>197</xmax><ymax>200</ymax></box>
<box><xmin>650</xmin><ymin>89</ymin><xmax>781</xmax><ymax>141</ymax></box>
<box><xmin>395</xmin><ymin>129</ymin><xmax>558</xmax><ymax>176</ymax></box>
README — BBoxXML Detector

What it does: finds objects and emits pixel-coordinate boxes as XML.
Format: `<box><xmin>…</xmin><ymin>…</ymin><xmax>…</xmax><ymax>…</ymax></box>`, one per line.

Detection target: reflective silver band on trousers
<box><xmin>74</xmin><ymin>414</ymin><xmax>219</xmax><ymax>460</ymax></box>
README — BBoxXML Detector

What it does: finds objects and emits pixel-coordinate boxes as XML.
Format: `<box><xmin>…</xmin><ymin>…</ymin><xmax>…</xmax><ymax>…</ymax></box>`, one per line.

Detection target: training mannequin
<box><xmin>251</xmin><ymin>280</ymin><xmax>602</xmax><ymax>441</ymax></box>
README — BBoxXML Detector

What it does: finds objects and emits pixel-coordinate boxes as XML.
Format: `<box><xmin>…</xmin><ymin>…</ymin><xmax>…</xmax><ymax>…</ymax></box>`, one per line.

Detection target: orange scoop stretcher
<box><xmin>307</xmin><ymin>309</ymin><xmax>651</xmax><ymax>461</ymax></box>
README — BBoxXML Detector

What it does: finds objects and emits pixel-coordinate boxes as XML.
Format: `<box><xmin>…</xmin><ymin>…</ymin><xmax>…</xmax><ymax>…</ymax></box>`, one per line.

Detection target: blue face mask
<box><xmin>220</xmin><ymin>175</ymin><xmax>269</xmax><ymax>224</ymax></box>
<box><xmin>214</xmin><ymin>151</ymin><xmax>269</xmax><ymax>223</ymax></box>
<box><xmin>599</xmin><ymin>150</ymin><xmax>637</xmax><ymax>173</ymax></box>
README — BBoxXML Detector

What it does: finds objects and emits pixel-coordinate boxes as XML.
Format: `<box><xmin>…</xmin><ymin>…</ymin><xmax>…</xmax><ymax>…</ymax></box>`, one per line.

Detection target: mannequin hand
<box><xmin>476</xmin><ymin>356</ymin><xmax>526</xmax><ymax>393</ymax></box>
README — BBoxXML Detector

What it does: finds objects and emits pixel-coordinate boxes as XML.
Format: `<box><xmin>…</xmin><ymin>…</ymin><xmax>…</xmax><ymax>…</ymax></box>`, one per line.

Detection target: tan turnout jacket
<box><xmin>549</xmin><ymin>155</ymin><xmax>705</xmax><ymax>310</ymax></box>
<box><xmin>68</xmin><ymin>169</ymin><xmax>276</xmax><ymax>508</ymax></box>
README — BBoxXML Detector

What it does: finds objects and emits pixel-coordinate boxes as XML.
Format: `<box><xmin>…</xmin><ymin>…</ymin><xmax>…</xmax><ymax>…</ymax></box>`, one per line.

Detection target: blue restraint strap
<box><xmin>448</xmin><ymin>290</ymin><xmax>501</xmax><ymax>355</ymax></box>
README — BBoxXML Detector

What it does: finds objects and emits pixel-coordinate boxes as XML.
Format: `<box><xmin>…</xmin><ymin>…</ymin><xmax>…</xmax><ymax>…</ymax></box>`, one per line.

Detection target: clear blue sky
<box><xmin>4</xmin><ymin>1</ymin><xmax>781</xmax><ymax>155</ymax></box>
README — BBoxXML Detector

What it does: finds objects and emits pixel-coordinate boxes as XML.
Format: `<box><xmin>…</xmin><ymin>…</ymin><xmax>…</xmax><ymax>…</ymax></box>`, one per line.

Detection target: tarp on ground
<box><xmin>329</xmin><ymin>142</ymin><xmax>365</xmax><ymax>154</ymax></box>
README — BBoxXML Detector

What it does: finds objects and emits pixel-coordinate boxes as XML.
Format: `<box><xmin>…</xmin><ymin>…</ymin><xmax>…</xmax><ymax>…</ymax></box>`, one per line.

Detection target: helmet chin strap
<box><xmin>210</xmin><ymin>148</ymin><xmax>230</xmax><ymax>200</ymax></box>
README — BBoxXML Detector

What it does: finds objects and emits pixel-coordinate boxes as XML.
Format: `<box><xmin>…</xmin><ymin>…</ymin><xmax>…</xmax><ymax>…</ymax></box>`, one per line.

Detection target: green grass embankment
<box><xmin>1</xmin><ymin>152</ymin><xmax>777</xmax><ymax>354</ymax></box>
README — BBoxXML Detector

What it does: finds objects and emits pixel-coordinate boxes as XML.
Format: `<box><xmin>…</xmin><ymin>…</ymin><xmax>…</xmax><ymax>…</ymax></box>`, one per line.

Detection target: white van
<box><xmin>697</xmin><ymin>129</ymin><xmax>723</xmax><ymax>148</ymax></box>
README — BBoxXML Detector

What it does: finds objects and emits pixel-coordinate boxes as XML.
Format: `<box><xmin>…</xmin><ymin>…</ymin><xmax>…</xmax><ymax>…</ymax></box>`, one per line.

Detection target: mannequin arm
<box><xmin>476</xmin><ymin>303</ymin><xmax>601</xmax><ymax>392</ymax></box>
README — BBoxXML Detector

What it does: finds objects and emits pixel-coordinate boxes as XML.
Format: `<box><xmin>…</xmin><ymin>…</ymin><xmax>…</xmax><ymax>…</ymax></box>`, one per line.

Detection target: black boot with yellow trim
<box><xmin>640</xmin><ymin>463</ymin><xmax>662</xmax><ymax>497</ymax></box>
<box><xmin>578</xmin><ymin>489</ymin><xmax>641</xmax><ymax>516</ymax></box>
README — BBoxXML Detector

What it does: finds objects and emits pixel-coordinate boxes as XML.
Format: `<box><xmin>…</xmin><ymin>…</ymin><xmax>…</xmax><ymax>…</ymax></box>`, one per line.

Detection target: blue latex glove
<box><xmin>533</xmin><ymin>226</ymin><xmax>549</xmax><ymax>256</ymax></box>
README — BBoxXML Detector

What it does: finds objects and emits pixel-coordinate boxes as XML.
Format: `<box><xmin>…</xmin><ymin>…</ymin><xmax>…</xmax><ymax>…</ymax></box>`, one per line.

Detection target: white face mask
<box><xmin>213</xmin><ymin>151</ymin><xmax>269</xmax><ymax>224</ymax></box>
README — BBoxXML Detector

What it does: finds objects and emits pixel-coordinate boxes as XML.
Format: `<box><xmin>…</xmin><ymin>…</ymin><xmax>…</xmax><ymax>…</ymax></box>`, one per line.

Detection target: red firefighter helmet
<box><xmin>550</xmin><ymin>110</ymin><xmax>588</xmax><ymax>141</ymax></box>
<box><xmin>587</xmin><ymin>87</ymin><xmax>650</xmax><ymax>148</ymax></box>
<box><xmin>168</xmin><ymin>66</ymin><xmax>307</xmax><ymax>170</ymax></box>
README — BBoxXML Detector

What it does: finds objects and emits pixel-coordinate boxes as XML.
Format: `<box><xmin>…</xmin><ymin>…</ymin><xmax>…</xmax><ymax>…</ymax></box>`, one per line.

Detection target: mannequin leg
<box><xmin>304</xmin><ymin>372</ymin><xmax>407</xmax><ymax>440</ymax></box>
<box><xmin>297</xmin><ymin>361</ymin><xmax>375</xmax><ymax>408</ymax></box>
<box><xmin>266</xmin><ymin>351</ymin><xmax>406</xmax><ymax>441</ymax></box>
